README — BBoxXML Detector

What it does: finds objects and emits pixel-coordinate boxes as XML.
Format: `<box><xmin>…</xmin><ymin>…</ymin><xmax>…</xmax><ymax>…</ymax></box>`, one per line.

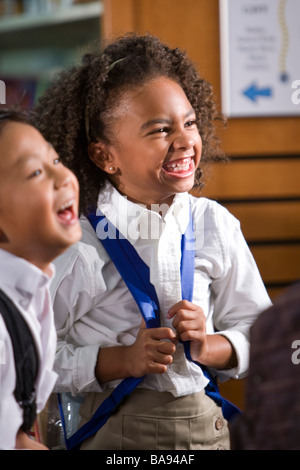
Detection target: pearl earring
<box><xmin>109</xmin><ymin>166</ymin><xmax>115</xmax><ymax>172</ymax></box>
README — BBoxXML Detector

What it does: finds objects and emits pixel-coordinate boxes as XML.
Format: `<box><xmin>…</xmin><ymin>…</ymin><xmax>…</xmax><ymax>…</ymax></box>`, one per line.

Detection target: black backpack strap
<box><xmin>0</xmin><ymin>289</ymin><xmax>38</xmax><ymax>432</ymax></box>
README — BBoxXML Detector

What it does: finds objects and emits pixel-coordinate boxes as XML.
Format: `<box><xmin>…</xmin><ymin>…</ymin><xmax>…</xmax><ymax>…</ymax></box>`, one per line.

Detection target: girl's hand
<box><xmin>95</xmin><ymin>303</ymin><xmax>236</xmax><ymax>385</ymax></box>
<box><xmin>95</xmin><ymin>319</ymin><xmax>177</xmax><ymax>384</ymax></box>
<box><xmin>167</xmin><ymin>300</ymin><xmax>208</xmax><ymax>364</ymax></box>
<box><xmin>167</xmin><ymin>300</ymin><xmax>237</xmax><ymax>369</ymax></box>
<box><xmin>126</xmin><ymin>318</ymin><xmax>177</xmax><ymax>377</ymax></box>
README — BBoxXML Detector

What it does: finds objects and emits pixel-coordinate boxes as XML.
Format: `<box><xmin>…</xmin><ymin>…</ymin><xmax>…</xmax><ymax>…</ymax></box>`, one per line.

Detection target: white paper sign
<box><xmin>219</xmin><ymin>0</ymin><xmax>300</xmax><ymax>117</ymax></box>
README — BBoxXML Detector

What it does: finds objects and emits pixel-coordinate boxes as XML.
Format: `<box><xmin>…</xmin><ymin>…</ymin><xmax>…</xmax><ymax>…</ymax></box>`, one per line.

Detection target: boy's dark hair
<box><xmin>0</xmin><ymin>108</ymin><xmax>28</xmax><ymax>134</ymax></box>
<box><xmin>31</xmin><ymin>33</ymin><xmax>225</xmax><ymax>214</ymax></box>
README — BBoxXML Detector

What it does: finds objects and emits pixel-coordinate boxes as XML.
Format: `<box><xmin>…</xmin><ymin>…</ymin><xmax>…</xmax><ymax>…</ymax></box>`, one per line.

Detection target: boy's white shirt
<box><xmin>51</xmin><ymin>181</ymin><xmax>272</xmax><ymax>397</ymax></box>
<box><xmin>0</xmin><ymin>249</ymin><xmax>57</xmax><ymax>449</ymax></box>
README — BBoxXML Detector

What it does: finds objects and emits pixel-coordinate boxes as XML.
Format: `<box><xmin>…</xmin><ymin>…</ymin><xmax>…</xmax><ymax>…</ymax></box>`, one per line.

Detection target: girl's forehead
<box><xmin>105</xmin><ymin>78</ymin><xmax>194</xmax><ymax>138</ymax></box>
<box><xmin>115</xmin><ymin>77</ymin><xmax>188</xmax><ymax>109</ymax></box>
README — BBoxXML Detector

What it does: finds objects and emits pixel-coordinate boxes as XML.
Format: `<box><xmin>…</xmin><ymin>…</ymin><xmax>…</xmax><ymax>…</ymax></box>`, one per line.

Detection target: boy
<box><xmin>0</xmin><ymin>109</ymin><xmax>81</xmax><ymax>449</ymax></box>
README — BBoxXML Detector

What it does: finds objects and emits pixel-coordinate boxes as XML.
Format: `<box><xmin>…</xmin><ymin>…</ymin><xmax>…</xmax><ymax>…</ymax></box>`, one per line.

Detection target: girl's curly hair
<box><xmin>31</xmin><ymin>33</ymin><xmax>224</xmax><ymax>214</ymax></box>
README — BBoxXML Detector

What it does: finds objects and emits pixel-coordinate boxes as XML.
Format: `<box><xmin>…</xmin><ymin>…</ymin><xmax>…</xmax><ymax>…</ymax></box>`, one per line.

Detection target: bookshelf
<box><xmin>0</xmin><ymin>1</ymin><xmax>103</xmax><ymax>107</ymax></box>
<box><xmin>0</xmin><ymin>1</ymin><xmax>102</xmax><ymax>32</ymax></box>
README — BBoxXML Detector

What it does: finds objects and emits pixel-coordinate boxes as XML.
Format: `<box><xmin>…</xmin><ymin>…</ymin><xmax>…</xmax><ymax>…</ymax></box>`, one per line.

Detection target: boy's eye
<box><xmin>29</xmin><ymin>169</ymin><xmax>42</xmax><ymax>178</ymax></box>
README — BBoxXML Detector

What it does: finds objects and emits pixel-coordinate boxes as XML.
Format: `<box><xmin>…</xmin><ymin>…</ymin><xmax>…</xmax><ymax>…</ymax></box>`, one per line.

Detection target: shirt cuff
<box><xmin>74</xmin><ymin>344</ymin><xmax>102</xmax><ymax>394</ymax></box>
<box><xmin>211</xmin><ymin>330</ymin><xmax>250</xmax><ymax>381</ymax></box>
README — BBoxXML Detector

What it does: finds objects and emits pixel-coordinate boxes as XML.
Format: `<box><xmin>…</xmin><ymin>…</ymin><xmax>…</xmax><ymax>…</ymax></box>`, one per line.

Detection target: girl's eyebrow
<box><xmin>141</xmin><ymin>109</ymin><xmax>195</xmax><ymax>131</ymax></box>
<box><xmin>141</xmin><ymin>118</ymin><xmax>172</xmax><ymax>130</ymax></box>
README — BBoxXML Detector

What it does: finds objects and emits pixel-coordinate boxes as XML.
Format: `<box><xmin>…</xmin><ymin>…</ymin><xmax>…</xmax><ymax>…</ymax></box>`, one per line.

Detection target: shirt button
<box><xmin>215</xmin><ymin>417</ymin><xmax>223</xmax><ymax>430</ymax></box>
<box><xmin>165</xmin><ymin>286</ymin><xmax>172</xmax><ymax>295</ymax></box>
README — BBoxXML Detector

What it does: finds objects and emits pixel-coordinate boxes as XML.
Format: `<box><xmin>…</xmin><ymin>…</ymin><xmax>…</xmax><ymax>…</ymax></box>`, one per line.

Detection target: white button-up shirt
<box><xmin>51</xmin><ymin>182</ymin><xmax>271</xmax><ymax>397</ymax></box>
<box><xmin>0</xmin><ymin>249</ymin><xmax>57</xmax><ymax>449</ymax></box>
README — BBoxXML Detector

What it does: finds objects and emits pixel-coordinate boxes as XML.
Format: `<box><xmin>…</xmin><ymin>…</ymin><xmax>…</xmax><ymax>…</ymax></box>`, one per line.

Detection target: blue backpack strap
<box><xmin>62</xmin><ymin>212</ymin><xmax>161</xmax><ymax>450</ymax></box>
<box><xmin>180</xmin><ymin>210</ymin><xmax>240</xmax><ymax>422</ymax></box>
<box><xmin>63</xmin><ymin>376</ymin><xmax>142</xmax><ymax>450</ymax></box>
<box><xmin>89</xmin><ymin>212</ymin><xmax>160</xmax><ymax>329</ymax></box>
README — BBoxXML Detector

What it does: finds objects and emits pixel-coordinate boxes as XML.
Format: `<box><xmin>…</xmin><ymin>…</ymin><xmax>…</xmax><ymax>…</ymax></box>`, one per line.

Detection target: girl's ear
<box><xmin>88</xmin><ymin>142</ymin><xmax>117</xmax><ymax>175</ymax></box>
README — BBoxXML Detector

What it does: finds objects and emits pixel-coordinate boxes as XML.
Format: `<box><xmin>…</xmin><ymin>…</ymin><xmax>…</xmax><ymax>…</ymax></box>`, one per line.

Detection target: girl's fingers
<box><xmin>167</xmin><ymin>299</ymin><xmax>196</xmax><ymax>319</ymax></box>
<box><xmin>143</xmin><ymin>326</ymin><xmax>177</xmax><ymax>342</ymax></box>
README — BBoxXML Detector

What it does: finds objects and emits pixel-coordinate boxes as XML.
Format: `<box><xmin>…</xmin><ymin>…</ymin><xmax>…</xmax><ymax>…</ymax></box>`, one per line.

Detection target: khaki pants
<box><xmin>79</xmin><ymin>388</ymin><xmax>230</xmax><ymax>450</ymax></box>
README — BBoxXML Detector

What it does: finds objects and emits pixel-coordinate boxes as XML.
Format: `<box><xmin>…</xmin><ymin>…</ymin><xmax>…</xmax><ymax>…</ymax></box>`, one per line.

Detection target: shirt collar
<box><xmin>96</xmin><ymin>181</ymin><xmax>190</xmax><ymax>243</ymax></box>
<box><xmin>0</xmin><ymin>249</ymin><xmax>54</xmax><ymax>303</ymax></box>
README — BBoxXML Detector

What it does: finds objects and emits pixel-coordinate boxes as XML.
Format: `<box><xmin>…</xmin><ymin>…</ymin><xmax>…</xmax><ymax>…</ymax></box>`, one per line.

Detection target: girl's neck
<box><xmin>122</xmin><ymin>193</ymin><xmax>175</xmax><ymax>211</ymax></box>
<box><xmin>109</xmin><ymin>180</ymin><xmax>176</xmax><ymax>210</ymax></box>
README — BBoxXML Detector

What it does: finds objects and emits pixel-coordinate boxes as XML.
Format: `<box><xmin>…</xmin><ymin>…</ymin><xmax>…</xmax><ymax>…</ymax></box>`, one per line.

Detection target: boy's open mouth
<box><xmin>57</xmin><ymin>198</ymin><xmax>78</xmax><ymax>225</ymax></box>
<box><xmin>162</xmin><ymin>157</ymin><xmax>194</xmax><ymax>178</ymax></box>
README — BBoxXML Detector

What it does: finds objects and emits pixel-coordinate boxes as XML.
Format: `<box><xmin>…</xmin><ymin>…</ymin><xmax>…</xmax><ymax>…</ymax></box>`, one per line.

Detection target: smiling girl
<box><xmin>31</xmin><ymin>34</ymin><xmax>271</xmax><ymax>450</ymax></box>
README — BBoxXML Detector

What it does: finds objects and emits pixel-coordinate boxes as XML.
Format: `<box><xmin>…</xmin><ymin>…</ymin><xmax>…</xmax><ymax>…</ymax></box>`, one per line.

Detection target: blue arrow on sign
<box><xmin>243</xmin><ymin>83</ymin><xmax>272</xmax><ymax>102</ymax></box>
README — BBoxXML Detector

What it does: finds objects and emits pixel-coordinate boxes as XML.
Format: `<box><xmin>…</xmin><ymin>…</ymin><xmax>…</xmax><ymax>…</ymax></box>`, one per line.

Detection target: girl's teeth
<box><xmin>164</xmin><ymin>158</ymin><xmax>191</xmax><ymax>172</ymax></box>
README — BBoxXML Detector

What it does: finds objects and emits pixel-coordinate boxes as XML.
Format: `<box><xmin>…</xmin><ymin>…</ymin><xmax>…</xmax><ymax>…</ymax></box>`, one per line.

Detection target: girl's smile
<box><xmin>90</xmin><ymin>76</ymin><xmax>202</xmax><ymax>207</ymax></box>
<box><xmin>162</xmin><ymin>156</ymin><xmax>195</xmax><ymax>178</ymax></box>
